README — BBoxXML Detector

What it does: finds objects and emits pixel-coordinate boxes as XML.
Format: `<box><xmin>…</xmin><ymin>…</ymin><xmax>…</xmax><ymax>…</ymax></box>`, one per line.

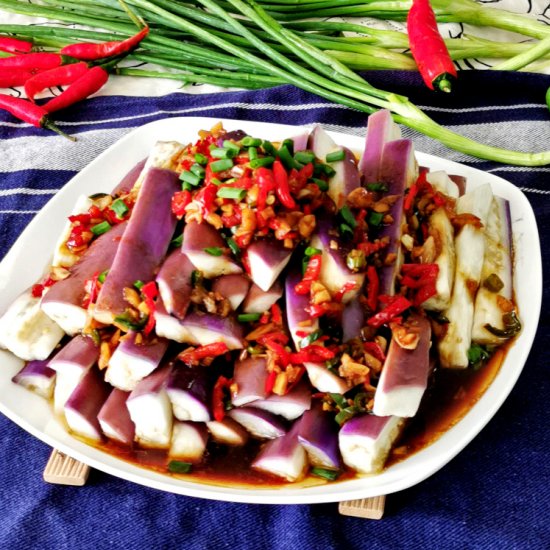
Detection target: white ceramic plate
<box><xmin>0</xmin><ymin>117</ymin><xmax>542</xmax><ymax>504</ymax></box>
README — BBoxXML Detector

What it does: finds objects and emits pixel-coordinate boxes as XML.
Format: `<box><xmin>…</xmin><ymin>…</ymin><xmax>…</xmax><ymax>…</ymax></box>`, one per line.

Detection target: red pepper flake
<box><xmin>294</xmin><ymin>254</ymin><xmax>322</xmax><ymax>295</ymax></box>
<box><xmin>333</xmin><ymin>281</ymin><xmax>357</xmax><ymax>303</ymax></box>
<box><xmin>264</xmin><ymin>369</ymin><xmax>277</xmax><ymax>395</ymax></box>
<box><xmin>141</xmin><ymin>281</ymin><xmax>158</xmax><ymax>336</ymax></box>
<box><xmin>307</xmin><ymin>302</ymin><xmax>343</xmax><ymax>319</ymax></box>
<box><xmin>171</xmin><ymin>190</ymin><xmax>192</xmax><ymax>217</ymax></box>
<box><xmin>270</xmin><ymin>303</ymin><xmax>282</xmax><ymax>325</ymax></box>
<box><xmin>179</xmin><ymin>342</ymin><xmax>229</xmax><ymax>366</ymax></box>
<box><xmin>363</xmin><ymin>341</ymin><xmax>386</xmax><ymax>362</ymax></box>
<box><xmin>212</xmin><ymin>375</ymin><xmax>232</xmax><ymax>422</ymax></box>
<box><xmin>31</xmin><ymin>284</ymin><xmax>44</xmax><ymax>298</ymax></box>
<box><xmin>401</xmin><ymin>263</ymin><xmax>439</xmax><ymax>306</ymax></box>
<box><xmin>367</xmin><ymin>295</ymin><xmax>412</xmax><ymax>328</ymax></box>
<box><xmin>366</xmin><ymin>266</ymin><xmax>379</xmax><ymax>312</ymax></box>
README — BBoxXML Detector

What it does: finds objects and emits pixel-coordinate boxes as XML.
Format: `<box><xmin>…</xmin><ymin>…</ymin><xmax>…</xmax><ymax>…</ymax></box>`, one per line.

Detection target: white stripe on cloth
<box><xmin>0</xmin><ymin>189</ymin><xmax>59</xmax><ymax>196</ymax></box>
<box><xmin>0</xmin><ymin>210</ymin><xmax>40</xmax><ymax>214</ymax></box>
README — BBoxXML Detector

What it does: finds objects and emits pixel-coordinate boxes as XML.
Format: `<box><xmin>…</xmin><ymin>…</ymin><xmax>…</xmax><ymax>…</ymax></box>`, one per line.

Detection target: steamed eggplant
<box><xmin>166</xmin><ymin>363</ymin><xmax>212</xmax><ymax>422</ymax></box>
<box><xmin>156</xmin><ymin>249</ymin><xmax>194</xmax><ymax>320</ymax></box>
<box><xmin>169</xmin><ymin>421</ymin><xmax>208</xmax><ymax>462</ymax></box>
<box><xmin>98</xmin><ymin>388</ymin><xmax>135</xmax><ymax>445</ymax></box>
<box><xmin>247</xmin><ymin>240</ymin><xmax>292</xmax><ymax>292</ymax></box>
<box><xmin>12</xmin><ymin>359</ymin><xmax>56</xmax><ymax>399</ymax></box>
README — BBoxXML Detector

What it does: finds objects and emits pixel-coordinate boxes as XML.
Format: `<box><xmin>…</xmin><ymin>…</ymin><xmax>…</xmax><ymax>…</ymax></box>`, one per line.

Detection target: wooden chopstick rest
<box><xmin>43</xmin><ymin>449</ymin><xmax>90</xmax><ymax>486</ymax></box>
<box><xmin>338</xmin><ymin>495</ymin><xmax>386</xmax><ymax>520</ymax></box>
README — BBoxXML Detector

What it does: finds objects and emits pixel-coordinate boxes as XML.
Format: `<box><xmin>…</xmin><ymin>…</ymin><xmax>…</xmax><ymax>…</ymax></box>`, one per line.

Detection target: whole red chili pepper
<box><xmin>43</xmin><ymin>65</ymin><xmax>109</xmax><ymax>113</ymax></box>
<box><xmin>24</xmin><ymin>62</ymin><xmax>89</xmax><ymax>102</ymax></box>
<box><xmin>295</xmin><ymin>254</ymin><xmax>322</xmax><ymax>295</ymax></box>
<box><xmin>272</xmin><ymin>159</ymin><xmax>297</xmax><ymax>209</ymax></box>
<box><xmin>0</xmin><ymin>68</ymin><xmax>39</xmax><ymax>88</ymax></box>
<box><xmin>407</xmin><ymin>0</ymin><xmax>457</xmax><ymax>93</ymax></box>
<box><xmin>0</xmin><ymin>94</ymin><xmax>74</xmax><ymax>140</ymax></box>
<box><xmin>212</xmin><ymin>375</ymin><xmax>233</xmax><ymax>422</ymax></box>
<box><xmin>0</xmin><ymin>36</ymin><xmax>33</xmax><ymax>54</ymax></box>
<box><xmin>0</xmin><ymin>52</ymin><xmax>76</xmax><ymax>71</ymax></box>
<box><xmin>367</xmin><ymin>295</ymin><xmax>412</xmax><ymax>328</ymax></box>
<box><xmin>60</xmin><ymin>27</ymin><xmax>149</xmax><ymax>60</ymax></box>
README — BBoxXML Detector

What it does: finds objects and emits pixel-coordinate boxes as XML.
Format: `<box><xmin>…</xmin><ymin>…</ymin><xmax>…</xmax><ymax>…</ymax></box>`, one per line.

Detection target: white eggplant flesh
<box><xmin>472</xmin><ymin>197</ymin><xmax>514</xmax><ymax>344</ymax></box>
<box><xmin>105</xmin><ymin>332</ymin><xmax>169</xmax><ymax>391</ymax></box>
<box><xmin>232</xmin><ymin>356</ymin><xmax>268</xmax><ymax>407</ymax></box>
<box><xmin>373</xmin><ymin>312</ymin><xmax>432</xmax><ymax>418</ymax></box>
<box><xmin>207</xmin><ymin>417</ymin><xmax>249</xmax><ymax>446</ymax></box>
<box><xmin>308</xmin><ymin>125</ymin><xmax>337</xmax><ymax>160</ymax></box>
<box><xmin>156</xmin><ymin>249</ymin><xmax>194</xmax><ymax>320</ymax></box>
<box><xmin>425</xmin><ymin>170</ymin><xmax>459</xmax><ymax>199</ymax></box>
<box><xmin>133</xmin><ymin>141</ymin><xmax>185</xmax><ymax>192</ymax></box>
<box><xmin>52</xmin><ymin>194</ymin><xmax>93</xmax><ymax>268</ymax></box>
<box><xmin>228</xmin><ymin>407</ymin><xmax>286</xmax><ymax>439</ymax></box>
<box><xmin>422</xmin><ymin>208</ymin><xmax>456</xmax><ymax>311</ymax></box>
<box><xmin>248</xmin><ymin>380</ymin><xmax>311</xmax><ymax>420</ymax></box>
<box><xmin>339</xmin><ymin>414</ymin><xmax>404</xmax><ymax>474</ymax></box>
<box><xmin>242</xmin><ymin>281</ymin><xmax>283</xmax><ymax>314</ymax></box>
<box><xmin>127</xmin><ymin>364</ymin><xmax>173</xmax><ymax>449</ymax></box>
<box><xmin>252</xmin><ymin>420</ymin><xmax>307</xmax><ymax>482</ymax></box>
<box><xmin>98</xmin><ymin>388</ymin><xmax>135</xmax><ymax>446</ymax></box>
<box><xmin>304</xmin><ymin>362</ymin><xmax>350</xmax><ymax>394</ymax></box>
<box><xmin>169</xmin><ymin>421</ymin><xmax>209</xmax><ymax>462</ymax></box>
<box><xmin>182</xmin><ymin>312</ymin><xmax>244</xmax><ymax>350</ymax></box>
<box><xmin>166</xmin><ymin>364</ymin><xmax>211</xmax><ymax>422</ymax></box>
<box><xmin>211</xmin><ymin>274</ymin><xmax>250</xmax><ymax>311</ymax></box>
<box><xmin>247</xmin><ymin>240</ymin><xmax>292</xmax><ymax>292</ymax></box>
<box><xmin>12</xmin><ymin>359</ymin><xmax>56</xmax><ymax>399</ymax></box>
<box><xmin>0</xmin><ymin>288</ymin><xmax>64</xmax><ymax>361</ymax></box>
<box><xmin>64</xmin><ymin>367</ymin><xmax>111</xmax><ymax>442</ymax></box>
<box><xmin>154</xmin><ymin>301</ymin><xmax>199</xmax><ymax>344</ymax></box>
<box><xmin>439</xmin><ymin>184</ymin><xmax>494</xmax><ymax>368</ymax></box>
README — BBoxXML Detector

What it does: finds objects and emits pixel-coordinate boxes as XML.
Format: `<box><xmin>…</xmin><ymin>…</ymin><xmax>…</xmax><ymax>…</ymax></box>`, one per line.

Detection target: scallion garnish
<box><xmin>110</xmin><ymin>198</ymin><xmax>128</xmax><ymax>219</ymax></box>
<box><xmin>204</xmin><ymin>246</ymin><xmax>223</xmax><ymax>256</ymax></box>
<box><xmin>134</xmin><ymin>280</ymin><xmax>144</xmax><ymax>290</ymax></box>
<box><xmin>294</xmin><ymin>151</ymin><xmax>315</xmax><ymax>165</ymax></box>
<box><xmin>314</xmin><ymin>162</ymin><xmax>336</xmax><ymax>178</ymax></box>
<box><xmin>250</xmin><ymin>156</ymin><xmax>275</xmax><ymax>168</ymax></box>
<box><xmin>305</xmin><ymin>247</ymin><xmax>322</xmax><ymax>257</ymax></box>
<box><xmin>167</xmin><ymin>460</ymin><xmax>193</xmax><ymax>474</ymax></box>
<box><xmin>366</xmin><ymin>182</ymin><xmax>389</xmax><ymax>192</ymax></box>
<box><xmin>339</xmin><ymin>205</ymin><xmax>357</xmax><ymax>229</ymax></box>
<box><xmin>368</xmin><ymin>211</ymin><xmax>384</xmax><ymax>226</ymax></box>
<box><xmin>326</xmin><ymin>149</ymin><xmax>345</xmax><ymax>163</ymax></box>
<box><xmin>248</xmin><ymin>146</ymin><xmax>258</xmax><ymax>161</ymax></box>
<box><xmin>170</xmin><ymin>234</ymin><xmax>183</xmax><ymax>247</ymax></box>
<box><xmin>190</xmin><ymin>163</ymin><xmax>206</xmax><ymax>178</ymax></box>
<box><xmin>242</xmin><ymin>136</ymin><xmax>261</xmax><ymax>147</ymax></box>
<box><xmin>262</xmin><ymin>140</ymin><xmax>276</xmax><ymax>155</ymax></box>
<box><xmin>339</xmin><ymin>223</ymin><xmax>354</xmax><ymax>238</ymax></box>
<box><xmin>310</xmin><ymin>177</ymin><xmax>329</xmax><ymax>192</ymax></box>
<box><xmin>237</xmin><ymin>313</ymin><xmax>262</xmax><ymax>322</ymax></box>
<box><xmin>210</xmin><ymin>158</ymin><xmax>234</xmax><ymax>173</ymax></box>
<box><xmin>226</xmin><ymin>236</ymin><xmax>240</xmax><ymax>256</ymax></box>
<box><xmin>194</xmin><ymin>153</ymin><xmax>208</xmax><ymax>165</ymax></box>
<box><xmin>310</xmin><ymin>467</ymin><xmax>341</xmax><ymax>481</ymax></box>
<box><xmin>90</xmin><ymin>221</ymin><xmax>111</xmax><ymax>236</ymax></box>
<box><xmin>223</xmin><ymin>140</ymin><xmax>241</xmax><ymax>153</ymax></box>
<box><xmin>191</xmin><ymin>270</ymin><xmax>202</xmax><ymax>286</ymax></box>
<box><xmin>277</xmin><ymin>144</ymin><xmax>299</xmax><ymax>170</ymax></box>
<box><xmin>217</xmin><ymin>187</ymin><xmax>247</xmax><ymax>200</ymax></box>
<box><xmin>300</xmin><ymin>329</ymin><xmax>323</xmax><ymax>348</ymax></box>
<box><xmin>180</xmin><ymin>170</ymin><xmax>201</xmax><ymax>187</ymax></box>
<box><xmin>98</xmin><ymin>270</ymin><xmax>109</xmax><ymax>283</ymax></box>
<box><xmin>113</xmin><ymin>312</ymin><xmax>146</xmax><ymax>331</ymax></box>
<box><xmin>210</xmin><ymin>147</ymin><xmax>237</xmax><ymax>159</ymax></box>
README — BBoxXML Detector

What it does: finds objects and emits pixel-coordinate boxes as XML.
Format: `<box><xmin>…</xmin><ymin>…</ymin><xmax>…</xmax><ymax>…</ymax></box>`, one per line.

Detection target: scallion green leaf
<box><xmin>91</xmin><ymin>221</ymin><xmax>111</xmax><ymax>236</ymax></box>
<box><xmin>326</xmin><ymin>149</ymin><xmax>345</xmax><ymax>163</ymax></box>
<box><xmin>98</xmin><ymin>270</ymin><xmax>109</xmax><ymax>284</ymax></box>
<box><xmin>250</xmin><ymin>156</ymin><xmax>275</xmax><ymax>168</ymax></box>
<box><xmin>210</xmin><ymin>158</ymin><xmax>234</xmax><ymax>173</ymax></box>
<box><xmin>248</xmin><ymin>146</ymin><xmax>258</xmax><ymax>161</ymax></box>
<box><xmin>210</xmin><ymin>147</ymin><xmax>237</xmax><ymax>159</ymax></box>
<box><xmin>277</xmin><ymin>144</ymin><xmax>298</xmax><ymax>170</ymax></box>
<box><xmin>300</xmin><ymin>329</ymin><xmax>323</xmax><ymax>348</ymax></box>
<box><xmin>226</xmin><ymin>236</ymin><xmax>240</xmax><ymax>256</ymax></box>
<box><xmin>242</xmin><ymin>136</ymin><xmax>261</xmax><ymax>147</ymax></box>
<box><xmin>305</xmin><ymin>247</ymin><xmax>322</xmax><ymax>257</ymax></box>
<box><xmin>190</xmin><ymin>163</ymin><xmax>206</xmax><ymax>178</ymax></box>
<box><xmin>217</xmin><ymin>187</ymin><xmax>247</xmax><ymax>200</ymax></box>
<box><xmin>180</xmin><ymin>170</ymin><xmax>201</xmax><ymax>187</ymax></box>
<box><xmin>167</xmin><ymin>460</ymin><xmax>192</xmax><ymax>474</ymax></box>
<box><xmin>134</xmin><ymin>280</ymin><xmax>144</xmax><ymax>290</ymax></box>
<box><xmin>238</xmin><ymin>313</ymin><xmax>262</xmax><ymax>322</ymax></box>
<box><xmin>204</xmin><ymin>246</ymin><xmax>223</xmax><ymax>256</ymax></box>
<box><xmin>368</xmin><ymin>212</ymin><xmax>384</xmax><ymax>226</ymax></box>
<box><xmin>310</xmin><ymin>177</ymin><xmax>329</xmax><ymax>192</ymax></box>
<box><xmin>110</xmin><ymin>198</ymin><xmax>128</xmax><ymax>219</ymax></box>
<box><xmin>223</xmin><ymin>140</ymin><xmax>241</xmax><ymax>153</ymax></box>
<box><xmin>366</xmin><ymin>182</ymin><xmax>388</xmax><ymax>192</ymax></box>
<box><xmin>170</xmin><ymin>234</ymin><xmax>183</xmax><ymax>248</ymax></box>
<box><xmin>311</xmin><ymin>467</ymin><xmax>341</xmax><ymax>481</ymax></box>
<box><xmin>262</xmin><ymin>140</ymin><xmax>276</xmax><ymax>155</ymax></box>
<box><xmin>339</xmin><ymin>205</ymin><xmax>357</xmax><ymax>229</ymax></box>
<box><xmin>194</xmin><ymin>153</ymin><xmax>208</xmax><ymax>165</ymax></box>
<box><xmin>294</xmin><ymin>151</ymin><xmax>315</xmax><ymax>165</ymax></box>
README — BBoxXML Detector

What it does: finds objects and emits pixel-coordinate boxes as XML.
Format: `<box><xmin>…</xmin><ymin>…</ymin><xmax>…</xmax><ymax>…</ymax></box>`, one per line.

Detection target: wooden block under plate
<box><xmin>43</xmin><ymin>449</ymin><xmax>90</xmax><ymax>486</ymax></box>
<box><xmin>338</xmin><ymin>495</ymin><xmax>386</xmax><ymax>520</ymax></box>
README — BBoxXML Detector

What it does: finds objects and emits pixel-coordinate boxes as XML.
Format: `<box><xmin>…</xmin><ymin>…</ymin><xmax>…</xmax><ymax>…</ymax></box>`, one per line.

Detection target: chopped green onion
<box><xmin>210</xmin><ymin>158</ymin><xmax>234</xmax><ymax>173</ymax></box>
<box><xmin>467</xmin><ymin>343</ymin><xmax>491</xmax><ymax>369</ymax></box>
<box><xmin>282</xmin><ymin>138</ymin><xmax>294</xmax><ymax>154</ymax></box>
<box><xmin>339</xmin><ymin>205</ymin><xmax>357</xmax><ymax>229</ymax></box>
<box><xmin>98</xmin><ymin>270</ymin><xmax>109</xmax><ymax>283</ymax></box>
<box><xmin>191</xmin><ymin>270</ymin><xmax>202</xmax><ymax>286</ymax></box>
<box><xmin>217</xmin><ymin>187</ymin><xmax>247</xmax><ymax>200</ymax></box>
<box><xmin>262</xmin><ymin>140</ymin><xmax>276</xmax><ymax>155</ymax></box>
<box><xmin>310</xmin><ymin>177</ymin><xmax>329</xmax><ymax>192</ymax></box>
<box><xmin>311</xmin><ymin>467</ymin><xmax>341</xmax><ymax>481</ymax></box>
<box><xmin>294</xmin><ymin>151</ymin><xmax>315</xmax><ymax>164</ymax></box>
<box><xmin>226</xmin><ymin>236</ymin><xmax>240</xmax><ymax>256</ymax></box>
<box><xmin>300</xmin><ymin>329</ymin><xmax>323</xmax><ymax>348</ymax></box>
<box><xmin>194</xmin><ymin>153</ymin><xmax>208</xmax><ymax>165</ymax></box>
<box><xmin>223</xmin><ymin>140</ymin><xmax>241</xmax><ymax>153</ymax></box>
<box><xmin>90</xmin><ymin>221</ymin><xmax>111</xmax><ymax>236</ymax></box>
<box><xmin>180</xmin><ymin>170</ymin><xmax>201</xmax><ymax>187</ymax></box>
<box><xmin>339</xmin><ymin>223</ymin><xmax>354</xmax><ymax>238</ymax></box>
<box><xmin>210</xmin><ymin>147</ymin><xmax>237</xmax><ymax>159</ymax></box>
<box><xmin>484</xmin><ymin>311</ymin><xmax>522</xmax><ymax>338</ymax></box>
<box><xmin>134</xmin><ymin>280</ymin><xmax>144</xmax><ymax>290</ymax></box>
<box><xmin>110</xmin><ymin>198</ymin><xmax>128</xmax><ymax>219</ymax></box>
<box><xmin>366</xmin><ymin>182</ymin><xmax>389</xmax><ymax>192</ymax></box>
<box><xmin>314</xmin><ymin>162</ymin><xmax>336</xmax><ymax>178</ymax></box>
<box><xmin>305</xmin><ymin>246</ymin><xmax>322</xmax><ymax>257</ymax></box>
<box><xmin>238</xmin><ymin>313</ymin><xmax>262</xmax><ymax>322</ymax></box>
<box><xmin>250</xmin><ymin>156</ymin><xmax>275</xmax><ymax>168</ymax></box>
<box><xmin>248</xmin><ymin>146</ymin><xmax>258</xmax><ymax>161</ymax></box>
<box><xmin>113</xmin><ymin>312</ymin><xmax>146</xmax><ymax>331</ymax></box>
<box><xmin>277</xmin><ymin>144</ymin><xmax>299</xmax><ymax>170</ymax></box>
<box><xmin>242</xmin><ymin>136</ymin><xmax>261</xmax><ymax>147</ymax></box>
<box><xmin>326</xmin><ymin>149</ymin><xmax>345</xmax><ymax>163</ymax></box>
<box><xmin>335</xmin><ymin>406</ymin><xmax>357</xmax><ymax>426</ymax></box>
<box><xmin>211</xmin><ymin>178</ymin><xmax>224</xmax><ymax>186</ymax></box>
<box><xmin>204</xmin><ymin>246</ymin><xmax>223</xmax><ymax>256</ymax></box>
<box><xmin>368</xmin><ymin>211</ymin><xmax>384</xmax><ymax>226</ymax></box>
<box><xmin>328</xmin><ymin>393</ymin><xmax>347</xmax><ymax>409</ymax></box>
<box><xmin>182</xmin><ymin>182</ymin><xmax>193</xmax><ymax>191</ymax></box>
<box><xmin>190</xmin><ymin>163</ymin><xmax>206</xmax><ymax>178</ymax></box>
<box><xmin>170</xmin><ymin>234</ymin><xmax>183</xmax><ymax>248</ymax></box>
<box><xmin>167</xmin><ymin>460</ymin><xmax>192</xmax><ymax>474</ymax></box>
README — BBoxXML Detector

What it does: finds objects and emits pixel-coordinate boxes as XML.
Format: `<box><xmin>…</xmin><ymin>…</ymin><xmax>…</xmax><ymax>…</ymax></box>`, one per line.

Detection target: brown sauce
<box><xmin>88</xmin><ymin>343</ymin><xmax>508</xmax><ymax>487</ymax></box>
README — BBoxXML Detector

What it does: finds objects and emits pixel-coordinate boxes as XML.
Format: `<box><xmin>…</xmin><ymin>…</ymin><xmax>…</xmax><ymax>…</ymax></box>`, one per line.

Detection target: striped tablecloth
<box><xmin>0</xmin><ymin>69</ymin><xmax>549</xmax><ymax>549</ymax></box>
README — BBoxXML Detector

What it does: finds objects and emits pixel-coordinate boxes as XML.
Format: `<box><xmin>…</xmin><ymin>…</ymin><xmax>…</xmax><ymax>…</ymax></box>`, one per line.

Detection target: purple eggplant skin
<box><xmin>228</xmin><ymin>407</ymin><xmax>287</xmax><ymax>439</ymax></box>
<box><xmin>166</xmin><ymin>363</ymin><xmax>212</xmax><ymax>422</ymax></box>
<box><xmin>98</xmin><ymin>388</ymin><xmax>135</xmax><ymax>446</ymax></box>
<box><xmin>232</xmin><ymin>356</ymin><xmax>268</xmax><ymax>407</ymax></box>
<box><xmin>111</xmin><ymin>158</ymin><xmax>147</xmax><ymax>196</ymax></box>
<box><xmin>41</xmin><ymin>222</ymin><xmax>127</xmax><ymax>335</ymax></box>
<box><xmin>65</xmin><ymin>367</ymin><xmax>112</xmax><ymax>442</ymax></box>
<box><xmin>251</xmin><ymin>419</ymin><xmax>307</xmax><ymax>482</ymax></box>
<box><xmin>308</xmin><ymin>125</ymin><xmax>336</xmax><ymax>159</ymax></box>
<box><xmin>169</xmin><ymin>421</ymin><xmax>209</xmax><ymax>462</ymax></box>
<box><xmin>181</xmin><ymin>221</ymin><xmax>242</xmax><ymax>278</ymax></box>
<box><xmin>246</xmin><ymin>240</ymin><xmax>292</xmax><ymax>292</ymax></box>
<box><xmin>182</xmin><ymin>312</ymin><xmax>245</xmax><ymax>350</ymax></box>
<box><xmin>342</xmin><ymin>299</ymin><xmax>365</xmax><ymax>342</ymax></box>
<box><xmin>12</xmin><ymin>359</ymin><xmax>56</xmax><ymax>399</ymax></box>
<box><xmin>242</xmin><ymin>281</ymin><xmax>283</xmax><ymax>314</ymax></box>
<box><xmin>377</xmin><ymin>139</ymin><xmax>418</xmax><ymax>296</ymax></box>
<box><xmin>211</xmin><ymin>274</ymin><xmax>250</xmax><ymax>311</ymax></box>
<box><xmin>94</xmin><ymin>167</ymin><xmax>180</xmax><ymax>324</ymax></box>
<box><xmin>154</xmin><ymin>300</ymin><xmax>199</xmax><ymax>344</ymax></box>
<box><xmin>156</xmin><ymin>249</ymin><xmax>195</xmax><ymax>320</ymax></box>
<box><xmin>105</xmin><ymin>332</ymin><xmax>169</xmax><ymax>391</ymax></box>
<box><xmin>248</xmin><ymin>380</ymin><xmax>311</xmax><ymax>420</ymax></box>
<box><xmin>297</xmin><ymin>404</ymin><xmax>341</xmax><ymax>470</ymax></box>
<box><xmin>207</xmin><ymin>417</ymin><xmax>249</xmax><ymax>446</ymax></box>
<box><xmin>217</xmin><ymin>129</ymin><xmax>247</xmax><ymax>145</ymax></box>
<box><xmin>359</xmin><ymin>109</ymin><xmax>401</xmax><ymax>184</ymax></box>
<box><xmin>285</xmin><ymin>269</ymin><xmax>319</xmax><ymax>350</ymax></box>
<box><xmin>373</xmin><ymin>312</ymin><xmax>431</xmax><ymax>418</ymax></box>
<box><xmin>449</xmin><ymin>174</ymin><xmax>467</xmax><ymax>196</ymax></box>
<box><xmin>290</xmin><ymin>130</ymin><xmax>310</xmax><ymax>152</ymax></box>
<box><xmin>310</xmin><ymin>219</ymin><xmax>364</xmax><ymax>304</ymax></box>
<box><xmin>338</xmin><ymin>413</ymin><xmax>404</xmax><ymax>474</ymax></box>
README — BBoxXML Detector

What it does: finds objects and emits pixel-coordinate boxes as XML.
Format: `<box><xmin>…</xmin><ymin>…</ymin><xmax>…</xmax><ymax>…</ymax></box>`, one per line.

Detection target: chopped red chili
<box><xmin>212</xmin><ymin>375</ymin><xmax>232</xmax><ymax>422</ymax></box>
<box><xmin>366</xmin><ymin>265</ymin><xmax>379</xmax><ymax>312</ymax></box>
<box><xmin>401</xmin><ymin>263</ymin><xmax>439</xmax><ymax>306</ymax></box>
<box><xmin>367</xmin><ymin>295</ymin><xmax>412</xmax><ymax>328</ymax></box>
<box><xmin>270</xmin><ymin>303</ymin><xmax>282</xmax><ymax>325</ymax></box>
<box><xmin>256</xmin><ymin>166</ymin><xmax>275</xmax><ymax>211</ymax></box>
<box><xmin>333</xmin><ymin>281</ymin><xmax>357</xmax><ymax>303</ymax></box>
<box><xmin>294</xmin><ymin>254</ymin><xmax>322</xmax><ymax>295</ymax></box>
<box><xmin>264</xmin><ymin>370</ymin><xmax>277</xmax><ymax>395</ymax></box>
<box><xmin>171</xmin><ymin>190</ymin><xmax>192</xmax><ymax>217</ymax></box>
<box><xmin>179</xmin><ymin>342</ymin><xmax>229</xmax><ymax>366</ymax></box>
<box><xmin>273</xmin><ymin>159</ymin><xmax>297</xmax><ymax>209</ymax></box>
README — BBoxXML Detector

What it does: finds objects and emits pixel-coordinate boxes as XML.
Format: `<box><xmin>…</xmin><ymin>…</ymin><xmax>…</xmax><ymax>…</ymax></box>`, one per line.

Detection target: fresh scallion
<box><xmin>170</xmin><ymin>233</ymin><xmax>184</xmax><ymax>247</ymax></box>
<box><xmin>339</xmin><ymin>205</ymin><xmax>357</xmax><ymax>229</ymax></box>
<box><xmin>305</xmin><ymin>246</ymin><xmax>322</xmax><ymax>257</ymax></box>
<box><xmin>210</xmin><ymin>158</ymin><xmax>234</xmax><ymax>172</ymax></box>
<box><xmin>226</xmin><ymin>236</ymin><xmax>240</xmax><ymax>256</ymax></box>
<box><xmin>110</xmin><ymin>198</ymin><xmax>129</xmax><ymax>219</ymax></box>
<box><xmin>242</xmin><ymin>136</ymin><xmax>262</xmax><ymax>147</ymax></box>
<box><xmin>294</xmin><ymin>151</ymin><xmax>315</xmax><ymax>164</ymax></box>
<box><xmin>134</xmin><ymin>280</ymin><xmax>144</xmax><ymax>290</ymax></box>
<box><xmin>262</xmin><ymin>140</ymin><xmax>276</xmax><ymax>155</ymax></box>
<box><xmin>250</xmin><ymin>156</ymin><xmax>275</xmax><ymax>168</ymax></box>
<box><xmin>366</xmin><ymin>182</ymin><xmax>388</xmax><ymax>192</ymax></box>
<box><xmin>191</xmin><ymin>270</ymin><xmax>203</xmax><ymax>286</ymax></box>
<box><xmin>113</xmin><ymin>312</ymin><xmax>146</xmax><ymax>331</ymax></box>
<box><xmin>277</xmin><ymin>144</ymin><xmax>298</xmax><ymax>170</ymax></box>
<box><xmin>368</xmin><ymin>211</ymin><xmax>384</xmax><ymax>226</ymax></box>
<box><xmin>300</xmin><ymin>329</ymin><xmax>323</xmax><ymax>348</ymax></box>
<box><xmin>210</xmin><ymin>146</ymin><xmax>237</xmax><ymax>159</ymax></box>
<box><xmin>167</xmin><ymin>460</ymin><xmax>193</xmax><ymax>474</ymax></box>
<box><xmin>190</xmin><ymin>163</ymin><xmax>206</xmax><ymax>178</ymax></box>
<box><xmin>238</xmin><ymin>312</ymin><xmax>262</xmax><ymax>322</ymax></box>
<box><xmin>326</xmin><ymin>149</ymin><xmax>345</xmax><ymax>163</ymax></box>
<box><xmin>91</xmin><ymin>221</ymin><xmax>111</xmax><ymax>236</ymax></box>
<box><xmin>180</xmin><ymin>170</ymin><xmax>201</xmax><ymax>186</ymax></box>
<box><xmin>194</xmin><ymin>153</ymin><xmax>209</xmax><ymax>165</ymax></box>
<box><xmin>204</xmin><ymin>246</ymin><xmax>224</xmax><ymax>256</ymax></box>
<box><xmin>217</xmin><ymin>187</ymin><xmax>247</xmax><ymax>200</ymax></box>
<box><xmin>310</xmin><ymin>467</ymin><xmax>341</xmax><ymax>481</ymax></box>
<box><xmin>223</xmin><ymin>140</ymin><xmax>241</xmax><ymax>153</ymax></box>
<box><xmin>339</xmin><ymin>223</ymin><xmax>354</xmax><ymax>238</ymax></box>
<box><xmin>311</xmin><ymin>177</ymin><xmax>329</xmax><ymax>191</ymax></box>
<box><xmin>98</xmin><ymin>270</ymin><xmax>109</xmax><ymax>283</ymax></box>
<box><xmin>248</xmin><ymin>146</ymin><xmax>258</xmax><ymax>161</ymax></box>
